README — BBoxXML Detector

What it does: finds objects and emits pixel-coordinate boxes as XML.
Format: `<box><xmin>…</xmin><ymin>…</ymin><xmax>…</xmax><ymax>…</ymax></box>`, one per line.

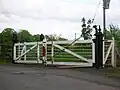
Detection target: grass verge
<box><xmin>0</xmin><ymin>60</ymin><xmax>8</xmax><ymax>64</ymax></box>
<box><xmin>104</xmin><ymin>68</ymin><xmax>120</xmax><ymax>78</ymax></box>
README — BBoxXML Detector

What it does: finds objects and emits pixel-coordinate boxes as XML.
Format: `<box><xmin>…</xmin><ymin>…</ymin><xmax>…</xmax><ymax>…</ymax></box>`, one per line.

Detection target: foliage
<box><xmin>81</xmin><ymin>17</ymin><xmax>92</xmax><ymax>40</ymax></box>
<box><xmin>0</xmin><ymin>59</ymin><xmax>8</xmax><ymax>64</ymax></box>
<box><xmin>33</xmin><ymin>34</ymin><xmax>40</xmax><ymax>41</ymax></box>
<box><xmin>0</xmin><ymin>28</ymin><xmax>15</xmax><ymax>61</ymax></box>
<box><xmin>1</xmin><ymin>28</ymin><xmax>14</xmax><ymax>43</ymax></box>
<box><xmin>106</xmin><ymin>24</ymin><xmax>120</xmax><ymax>50</ymax></box>
<box><xmin>0</xmin><ymin>28</ymin><xmax>67</xmax><ymax>62</ymax></box>
<box><xmin>17</xmin><ymin>30</ymin><xmax>33</xmax><ymax>42</ymax></box>
<box><xmin>45</xmin><ymin>34</ymin><xmax>68</xmax><ymax>41</ymax></box>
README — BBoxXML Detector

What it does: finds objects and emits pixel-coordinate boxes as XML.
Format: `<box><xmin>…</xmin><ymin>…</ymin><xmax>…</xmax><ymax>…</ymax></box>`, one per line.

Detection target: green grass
<box><xmin>0</xmin><ymin>60</ymin><xmax>8</xmax><ymax>64</ymax></box>
<box><xmin>104</xmin><ymin>68</ymin><xmax>120</xmax><ymax>77</ymax></box>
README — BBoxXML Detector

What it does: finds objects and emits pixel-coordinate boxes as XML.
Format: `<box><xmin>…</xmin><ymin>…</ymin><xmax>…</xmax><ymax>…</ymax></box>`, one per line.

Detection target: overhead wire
<box><xmin>92</xmin><ymin>0</ymin><xmax>102</xmax><ymax>23</ymax></box>
<box><xmin>67</xmin><ymin>0</ymin><xmax>102</xmax><ymax>47</ymax></box>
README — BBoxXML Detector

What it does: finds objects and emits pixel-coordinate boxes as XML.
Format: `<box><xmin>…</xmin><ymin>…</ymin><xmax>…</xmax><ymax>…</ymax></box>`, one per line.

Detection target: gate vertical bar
<box><xmin>12</xmin><ymin>32</ymin><xmax>17</xmax><ymax>63</ymax></box>
<box><xmin>92</xmin><ymin>41</ymin><xmax>95</xmax><ymax>64</ymax></box>
<box><xmin>24</xmin><ymin>42</ymin><xmax>26</xmax><ymax>61</ymax></box>
<box><xmin>13</xmin><ymin>45</ymin><xmax>16</xmax><ymax>61</ymax></box>
<box><xmin>103</xmin><ymin>0</ymin><xmax>105</xmax><ymax>67</ymax></box>
<box><xmin>46</xmin><ymin>40</ymin><xmax>47</xmax><ymax>63</ymax></box>
<box><xmin>42</xmin><ymin>38</ymin><xmax>47</xmax><ymax>65</ymax></box>
<box><xmin>18</xmin><ymin>42</ymin><xmax>21</xmax><ymax>60</ymax></box>
<box><xmin>112</xmin><ymin>37</ymin><xmax>116</xmax><ymax>67</ymax></box>
<box><xmin>103</xmin><ymin>39</ymin><xmax>105</xmax><ymax>67</ymax></box>
<box><xmin>37</xmin><ymin>42</ymin><xmax>40</xmax><ymax>63</ymax></box>
<box><xmin>51</xmin><ymin>41</ymin><xmax>54</xmax><ymax>64</ymax></box>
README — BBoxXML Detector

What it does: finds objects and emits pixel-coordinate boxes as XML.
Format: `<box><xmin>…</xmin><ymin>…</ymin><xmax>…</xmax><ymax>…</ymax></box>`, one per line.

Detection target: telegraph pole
<box><xmin>103</xmin><ymin>0</ymin><xmax>111</xmax><ymax>39</ymax></box>
<box><xmin>103</xmin><ymin>1</ymin><xmax>106</xmax><ymax>39</ymax></box>
<box><xmin>102</xmin><ymin>0</ymin><xmax>111</xmax><ymax>67</ymax></box>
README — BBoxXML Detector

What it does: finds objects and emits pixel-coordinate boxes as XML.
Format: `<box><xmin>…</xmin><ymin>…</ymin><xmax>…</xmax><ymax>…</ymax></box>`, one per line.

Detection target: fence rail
<box><xmin>0</xmin><ymin>38</ymin><xmax>115</xmax><ymax>67</ymax></box>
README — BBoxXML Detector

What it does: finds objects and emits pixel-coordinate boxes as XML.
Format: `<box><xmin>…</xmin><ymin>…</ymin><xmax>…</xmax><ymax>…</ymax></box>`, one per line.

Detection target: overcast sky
<box><xmin>0</xmin><ymin>0</ymin><xmax>120</xmax><ymax>40</ymax></box>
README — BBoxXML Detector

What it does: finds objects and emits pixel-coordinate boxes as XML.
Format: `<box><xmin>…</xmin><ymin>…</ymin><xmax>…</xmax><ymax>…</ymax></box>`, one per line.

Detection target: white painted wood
<box><xmin>14</xmin><ymin>39</ymin><xmax>116</xmax><ymax>67</ymax></box>
<box><xmin>18</xmin><ymin>42</ymin><xmax>21</xmax><ymax>60</ymax></box>
<box><xmin>103</xmin><ymin>38</ymin><xmax>105</xmax><ymax>65</ymax></box>
<box><xmin>18</xmin><ymin>42</ymin><xmax>26</xmax><ymax>60</ymax></box>
<box><xmin>15</xmin><ymin>42</ymin><xmax>42</xmax><ymax>46</ymax></box>
<box><xmin>15</xmin><ymin>60</ymin><xmax>92</xmax><ymax>67</ymax></box>
<box><xmin>15</xmin><ymin>40</ymin><xmax>112</xmax><ymax>47</ymax></box>
<box><xmin>51</xmin><ymin>42</ymin><xmax>54</xmax><ymax>64</ymax></box>
<box><xmin>46</xmin><ymin>40</ymin><xmax>47</xmax><ymax>62</ymax></box>
<box><xmin>15</xmin><ymin>40</ymin><xmax>93</xmax><ymax>46</ymax></box>
<box><xmin>15</xmin><ymin>44</ymin><xmax>37</xmax><ymax>61</ymax></box>
<box><xmin>13</xmin><ymin>45</ymin><xmax>16</xmax><ymax>60</ymax></box>
<box><xmin>105</xmin><ymin>40</ymin><xmax>113</xmax><ymax>42</ymax></box>
<box><xmin>24</xmin><ymin>42</ymin><xmax>26</xmax><ymax>61</ymax></box>
<box><xmin>92</xmin><ymin>41</ymin><xmax>95</xmax><ymax>63</ymax></box>
<box><xmin>103</xmin><ymin>42</ymin><xmax>113</xmax><ymax>64</ymax></box>
<box><xmin>20</xmin><ymin>44</ymin><xmax>25</xmax><ymax>56</ymax></box>
<box><xmin>54</xmin><ymin>44</ymin><xmax>92</xmax><ymax>63</ymax></box>
<box><xmin>112</xmin><ymin>37</ymin><xmax>116</xmax><ymax>67</ymax></box>
<box><xmin>37</xmin><ymin>43</ymin><xmax>40</xmax><ymax>63</ymax></box>
<box><xmin>48</xmin><ymin>40</ymin><xmax>92</xmax><ymax>45</ymax></box>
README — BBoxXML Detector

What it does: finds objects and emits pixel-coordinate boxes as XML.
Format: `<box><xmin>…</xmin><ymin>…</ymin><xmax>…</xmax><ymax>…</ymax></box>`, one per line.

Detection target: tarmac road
<box><xmin>0</xmin><ymin>64</ymin><xmax>120</xmax><ymax>90</ymax></box>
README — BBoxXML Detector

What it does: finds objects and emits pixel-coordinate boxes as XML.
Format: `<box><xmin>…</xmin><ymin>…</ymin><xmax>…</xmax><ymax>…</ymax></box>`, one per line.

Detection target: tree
<box><xmin>45</xmin><ymin>34</ymin><xmax>67</xmax><ymax>41</ymax></box>
<box><xmin>33</xmin><ymin>34</ymin><xmax>41</xmax><ymax>42</ymax></box>
<box><xmin>0</xmin><ymin>28</ymin><xmax>15</xmax><ymax>60</ymax></box>
<box><xmin>106</xmin><ymin>25</ymin><xmax>120</xmax><ymax>39</ymax></box>
<box><xmin>81</xmin><ymin>17</ymin><xmax>92</xmax><ymax>40</ymax></box>
<box><xmin>106</xmin><ymin>24</ymin><xmax>120</xmax><ymax>50</ymax></box>
<box><xmin>17</xmin><ymin>30</ymin><xmax>33</xmax><ymax>42</ymax></box>
<box><xmin>0</xmin><ymin>27</ymin><xmax>68</xmax><ymax>61</ymax></box>
<box><xmin>1</xmin><ymin>28</ymin><xmax>14</xmax><ymax>43</ymax></box>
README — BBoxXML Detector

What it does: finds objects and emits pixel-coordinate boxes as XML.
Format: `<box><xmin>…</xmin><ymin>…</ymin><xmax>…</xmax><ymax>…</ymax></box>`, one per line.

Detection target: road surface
<box><xmin>0</xmin><ymin>64</ymin><xmax>120</xmax><ymax>90</ymax></box>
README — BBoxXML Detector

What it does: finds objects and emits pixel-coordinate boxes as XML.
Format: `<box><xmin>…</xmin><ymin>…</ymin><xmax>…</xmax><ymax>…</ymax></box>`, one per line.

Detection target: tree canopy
<box><xmin>17</xmin><ymin>30</ymin><xmax>33</xmax><ymax>42</ymax></box>
<box><xmin>0</xmin><ymin>28</ymin><xmax>67</xmax><ymax>61</ymax></box>
<box><xmin>106</xmin><ymin>24</ymin><xmax>120</xmax><ymax>51</ymax></box>
<box><xmin>0</xmin><ymin>24</ymin><xmax>120</xmax><ymax>62</ymax></box>
<box><xmin>81</xmin><ymin>17</ymin><xmax>92</xmax><ymax>40</ymax></box>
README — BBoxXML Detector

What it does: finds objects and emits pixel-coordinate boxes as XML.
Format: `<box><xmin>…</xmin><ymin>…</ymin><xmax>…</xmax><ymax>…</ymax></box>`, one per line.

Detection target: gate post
<box><xmin>37</xmin><ymin>42</ymin><xmax>40</xmax><ymax>63</ymax></box>
<box><xmin>93</xmin><ymin>25</ymin><xmax>103</xmax><ymax>69</ymax></box>
<box><xmin>98</xmin><ymin>26</ymin><xmax>103</xmax><ymax>68</ymax></box>
<box><xmin>12</xmin><ymin>31</ymin><xmax>18</xmax><ymax>64</ymax></box>
<box><xmin>42</xmin><ymin>38</ymin><xmax>47</xmax><ymax>65</ymax></box>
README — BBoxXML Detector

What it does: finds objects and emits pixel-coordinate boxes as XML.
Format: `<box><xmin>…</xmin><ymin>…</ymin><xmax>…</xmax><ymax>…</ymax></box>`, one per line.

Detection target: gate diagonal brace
<box><xmin>53</xmin><ymin>44</ymin><xmax>92</xmax><ymax>63</ymax></box>
<box><xmin>103</xmin><ymin>42</ymin><xmax>113</xmax><ymax>65</ymax></box>
<box><xmin>15</xmin><ymin>44</ymin><xmax>37</xmax><ymax>61</ymax></box>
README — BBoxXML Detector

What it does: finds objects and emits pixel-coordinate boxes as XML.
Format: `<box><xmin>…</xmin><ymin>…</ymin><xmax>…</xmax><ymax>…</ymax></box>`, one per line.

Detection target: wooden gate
<box><xmin>13</xmin><ymin>38</ymin><xmax>117</xmax><ymax>67</ymax></box>
<box><xmin>14</xmin><ymin>40</ymin><xmax>95</xmax><ymax>67</ymax></box>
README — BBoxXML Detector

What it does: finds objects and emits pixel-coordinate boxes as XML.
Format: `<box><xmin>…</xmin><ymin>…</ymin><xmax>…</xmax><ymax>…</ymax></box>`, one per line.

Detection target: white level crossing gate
<box><xmin>13</xmin><ymin>39</ymin><xmax>117</xmax><ymax>67</ymax></box>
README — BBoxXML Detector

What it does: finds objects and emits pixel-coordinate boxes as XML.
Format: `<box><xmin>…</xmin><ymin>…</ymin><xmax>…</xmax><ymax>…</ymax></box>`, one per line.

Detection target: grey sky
<box><xmin>0</xmin><ymin>0</ymin><xmax>120</xmax><ymax>40</ymax></box>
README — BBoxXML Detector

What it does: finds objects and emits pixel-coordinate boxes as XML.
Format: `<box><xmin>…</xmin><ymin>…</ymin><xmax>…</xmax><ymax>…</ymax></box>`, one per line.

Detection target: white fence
<box><xmin>13</xmin><ymin>39</ymin><xmax>117</xmax><ymax>67</ymax></box>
